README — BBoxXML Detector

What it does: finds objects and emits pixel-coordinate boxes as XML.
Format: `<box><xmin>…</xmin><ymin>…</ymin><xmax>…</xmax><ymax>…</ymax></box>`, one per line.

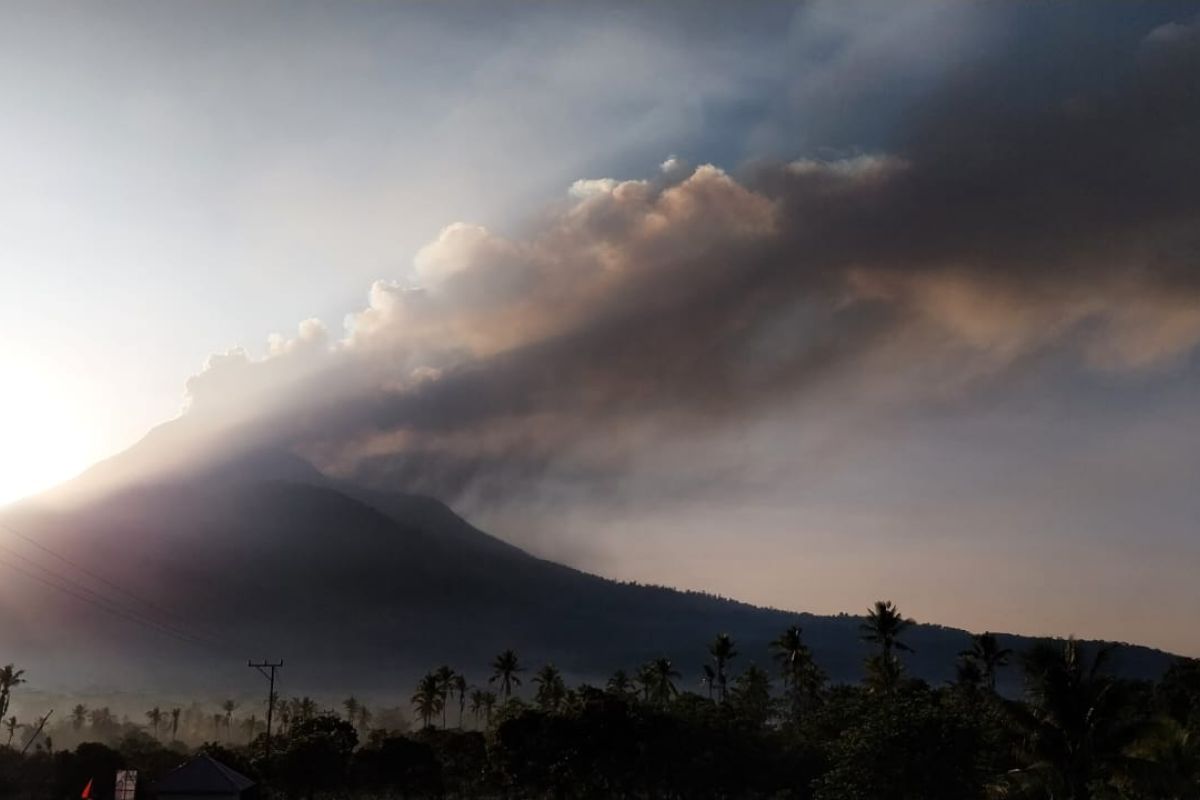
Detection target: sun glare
<box><xmin>0</xmin><ymin>363</ymin><xmax>97</xmax><ymax>506</ymax></box>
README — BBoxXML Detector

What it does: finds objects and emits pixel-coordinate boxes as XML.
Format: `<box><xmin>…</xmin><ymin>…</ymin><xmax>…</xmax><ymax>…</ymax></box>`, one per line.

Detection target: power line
<box><xmin>0</xmin><ymin>541</ymin><xmax>195</xmax><ymax>638</ymax></box>
<box><xmin>0</xmin><ymin>553</ymin><xmax>213</xmax><ymax>649</ymax></box>
<box><xmin>0</xmin><ymin>519</ymin><xmax>234</xmax><ymax>651</ymax></box>
<box><xmin>0</xmin><ymin>520</ymin><xmax>225</xmax><ymax>643</ymax></box>
<box><xmin>0</xmin><ymin>538</ymin><xmax>218</xmax><ymax>648</ymax></box>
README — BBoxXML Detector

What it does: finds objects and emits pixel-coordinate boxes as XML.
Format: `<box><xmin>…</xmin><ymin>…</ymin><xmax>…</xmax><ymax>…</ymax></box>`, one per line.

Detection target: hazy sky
<box><xmin>3</xmin><ymin>2</ymin><xmax>1200</xmax><ymax>655</ymax></box>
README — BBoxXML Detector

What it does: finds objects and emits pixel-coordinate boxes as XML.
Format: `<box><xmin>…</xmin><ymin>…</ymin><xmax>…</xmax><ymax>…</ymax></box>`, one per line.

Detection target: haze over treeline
<box><xmin>3</xmin><ymin>616</ymin><xmax>1200</xmax><ymax>799</ymax></box>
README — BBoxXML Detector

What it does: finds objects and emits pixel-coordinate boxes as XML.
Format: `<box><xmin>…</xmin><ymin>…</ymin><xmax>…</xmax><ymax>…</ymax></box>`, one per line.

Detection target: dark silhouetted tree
<box><xmin>607</xmin><ymin>669</ymin><xmax>635</xmax><ymax>698</ymax></box>
<box><xmin>643</xmin><ymin>658</ymin><xmax>680</xmax><ymax>707</ymax></box>
<box><xmin>145</xmin><ymin>707</ymin><xmax>163</xmax><ymax>739</ymax></box>
<box><xmin>815</xmin><ymin>687</ymin><xmax>990</xmax><ymax>800</ymax></box>
<box><xmin>860</xmin><ymin>601</ymin><xmax>914</xmax><ymax>691</ymax></box>
<box><xmin>533</xmin><ymin>664</ymin><xmax>567</xmax><ymax>712</ymax></box>
<box><xmin>469</xmin><ymin>688</ymin><xmax>497</xmax><ymax>727</ymax></box>
<box><xmin>0</xmin><ymin>665</ymin><xmax>25</xmax><ymax>722</ymax></box>
<box><xmin>342</xmin><ymin>696</ymin><xmax>360</xmax><ymax>724</ymax></box>
<box><xmin>955</xmin><ymin>654</ymin><xmax>986</xmax><ymax>694</ymax></box>
<box><xmin>960</xmin><ymin>632</ymin><xmax>1012</xmax><ymax>692</ymax></box>
<box><xmin>708</xmin><ymin>634</ymin><xmax>738</xmax><ymax>703</ymax></box>
<box><xmin>89</xmin><ymin>707</ymin><xmax>116</xmax><ymax>738</ymax></box>
<box><xmin>276</xmin><ymin>715</ymin><xmax>358</xmax><ymax>800</ymax></box>
<box><xmin>221</xmin><ymin>699</ymin><xmax>237</xmax><ymax>737</ymax></box>
<box><xmin>1127</xmin><ymin>717</ymin><xmax>1200</xmax><ymax>799</ymax></box>
<box><xmin>1007</xmin><ymin>638</ymin><xmax>1149</xmax><ymax>800</ymax></box>
<box><xmin>434</xmin><ymin>666</ymin><xmax>456</xmax><ymax>728</ymax></box>
<box><xmin>771</xmin><ymin>624</ymin><xmax>824</xmax><ymax>721</ymax></box>
<box><xmin>70</xmin><ymin>704</ymin><xmax>88</xmax><ymax>731</ymax></box>
<box><xmin>731</xmin><ymin>664</ymin><xmax>773</xmax><ymax>726</ymax></box>
<box><xmin>412</xmin><ymin>673</ymin><xmax>443</xmax><ymax>730</ymax></box>
<box><xmin>452</xmin><ymin>673</ymin><xmax>467</xmax><ymax>727</ymax></box>
<box><xmin>490</xmin><ymin>650</ymin><xmax>523</xmax><ymax>702</ymax></box>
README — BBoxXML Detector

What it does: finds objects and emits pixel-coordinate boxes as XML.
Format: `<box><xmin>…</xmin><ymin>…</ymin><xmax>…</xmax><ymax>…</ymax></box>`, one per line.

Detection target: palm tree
<box><xmin>412</xmin><ymin>673</ymin><xmax>444</xmax><ymax>729</ymax></box>
<box><xmin>342</xmin><ymin>696</ymin><xmax>360</xmax><ymax>724</ymax></box>
<box><xmin>146</xmin><ymin>707</ymin><xmax>163</xmax><ymax>740</ymax></box>
<box><xmin>490</xmin><ymin>650</ymin><xmax>523</xmax><ymax>702</ymax></box>
<box><xmin>860</xmin><ymin>600</ymin><xmax>914</xmax><ymax>691</ymax></box>
<box><xmin>635</xmin><ymin>662</ymin><xmax>657</xmax><ymax>703</ymax></box>
<box><xmin>356</xmin><ymin>704</ymin><xmax>372</xmax><ymax>733</ymax></box>
<box><xmin>708</xmin><ymin>634</ymin><xmax>737</xmax><ymax>703</ymax></box>
<box><xmin>771</xmin><ymin>625</ymin><xmax>824</xmax><ymax>718</ymax></box>
<box><xmin>1008</xmin><ymin>638</ymin><xmax>1149</xmax><ymax>800</ymax></box>
<box><xmin>298</xmin><ymin>696</ymin><xmax>317</xmax><ymax>722</ymax></box>
<box><xmin>0</xmin><ymin>665</ymin><xmax>25</xmax><ymax>722</ymax></box>
<box><xmin>434</xmin><ymin>666</ymin><xmax>456</xmax><ymax>728</ymax></box>
<box><xmin>468</xmin><ymin>689</ymin><xmax>487</xmax><ymax>726</ymax></box>
<box><xmin>860</xmin><ymin>600</ymin><xmax>915</xmax><ymax>659</ymax></box>
<box><xmin>959</xmin><ymin>632</ymin><xmax>1013</xmax><ymax>692</ymax></box>
<box><xmin>642</xmin><ymin>658</ymin><xmax>680</xmax><ymax>707</ymax></box>
<box><xmin>170</xmin><ymin>708</ymin><xmax>181</xmax><ymax>741</ymax></box>
<box><xmin>284</xmin><ymin>695</ymin><xmax>315</xmax><ymax>730</ymax></box>
<box><xmin>4</xmin><ymin>716</ymin><xmax>16</xmax><ymax>747</ymax></box>
<box><xmin>607</xmin><ymin>669</ymin><xmax>635</xmax><ymax>698</ymax></box>
<box><xmin>221</xmin><ymin>699</ymin><xmax>237</xmax><ymax>737</ymax></box>
<box><xmin>212</xmin><ymin>712</ymin><xmax>223</xmax><ymax>740</ymax></box>
<box><xmin>533</xmin><ymin>664</ymin><xmax>567</xmax><ymax>712</ymax></box>
<box><xmin>452</xmin><ymin>674</ymin><xmax>467</xmax><ymax>727</ymax></box>
<box><xmin>70</xmin><ymin>704</ymin><xmax>88</xmax><ymax>731</ymax></box>
<box><xmin>469</xmin><ymin>688</ymin><xmax>497</xmax><ymax>727</ymax></box>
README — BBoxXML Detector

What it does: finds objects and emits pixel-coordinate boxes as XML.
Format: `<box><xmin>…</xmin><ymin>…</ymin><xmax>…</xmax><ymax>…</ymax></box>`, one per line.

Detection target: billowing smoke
<box><xmin>130</xmin><ymin>12</ymin><xmax>1200</xmax><ymax>527</ymax></box>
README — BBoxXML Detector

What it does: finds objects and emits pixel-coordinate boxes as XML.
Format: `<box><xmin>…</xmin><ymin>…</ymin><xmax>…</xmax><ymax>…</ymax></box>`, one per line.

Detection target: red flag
<box><xmin>81</xmin><ymin>778</ymin><xmax>93</xmax><ymax>798</ymax></box>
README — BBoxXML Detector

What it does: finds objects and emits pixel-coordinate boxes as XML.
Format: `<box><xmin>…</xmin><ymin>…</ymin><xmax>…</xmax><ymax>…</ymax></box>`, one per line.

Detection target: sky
<box><xmin>2</xmin><ymin>1</ymin><xmax>1200</xmax><ymax>655</ymax></box>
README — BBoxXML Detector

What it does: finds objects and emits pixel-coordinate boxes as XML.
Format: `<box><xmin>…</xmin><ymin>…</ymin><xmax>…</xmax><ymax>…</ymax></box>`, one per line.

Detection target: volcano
<box><xmin>0</xmin><ymin>425</ymin><xmax>1176</xmax><ymax>698</ymax></box>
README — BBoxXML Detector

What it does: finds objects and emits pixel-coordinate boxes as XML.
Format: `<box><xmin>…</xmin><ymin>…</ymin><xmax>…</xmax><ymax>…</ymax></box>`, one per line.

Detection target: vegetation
<box><xmin>489</xmin><ymin>649</ymin><xmax>523</xmax><ymax>702</ymax></box>
<box><xmin>0</xmin><ymin>668</ymin><xmax>24</xmax><ymax>725</ymax></box>
<box><xmin>1</xmin><ymin>602</ymin><xmax>1199</xmax><ymax>798</ymax></box>
<box><xmin>860</xmin><ymin>599</ymin><xmax>914</xmax><ymax>693</ymax></box>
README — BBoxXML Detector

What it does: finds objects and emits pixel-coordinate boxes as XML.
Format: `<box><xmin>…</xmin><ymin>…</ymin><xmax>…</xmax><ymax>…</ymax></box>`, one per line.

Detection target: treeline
<box><xmin>2</xmin><ymin>601</ymin><xmax>1200</xmax><ymax>798</ymax></box>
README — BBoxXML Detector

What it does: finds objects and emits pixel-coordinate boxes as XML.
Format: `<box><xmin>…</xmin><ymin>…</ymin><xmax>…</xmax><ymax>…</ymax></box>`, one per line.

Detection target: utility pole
<box><xmin>248</xmin><ymin>660</ymin><xmax>283</xmax><ymax>764</ymax></box>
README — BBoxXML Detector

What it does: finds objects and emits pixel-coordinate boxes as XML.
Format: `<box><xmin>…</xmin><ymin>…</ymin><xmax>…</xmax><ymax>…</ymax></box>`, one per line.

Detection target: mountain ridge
<box><xmin>0</xmin><ymin>436</ymin><xmax>1181</xmax><ymax>699</ymax></box>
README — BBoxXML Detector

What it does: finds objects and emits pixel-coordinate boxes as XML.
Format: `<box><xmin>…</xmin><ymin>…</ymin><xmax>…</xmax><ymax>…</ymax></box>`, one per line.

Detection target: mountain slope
<box><xmin>0</xmin><ymin>448</ymin><xmax>1178</xmax><ymax>697</ymax></box>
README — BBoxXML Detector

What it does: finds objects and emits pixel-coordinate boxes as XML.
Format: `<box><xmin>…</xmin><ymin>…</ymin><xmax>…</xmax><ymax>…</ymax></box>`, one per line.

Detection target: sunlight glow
<box><xmin>0</xmin><ymin>358</ymin><xmax>99</xmax><ymax>506</ymax></box>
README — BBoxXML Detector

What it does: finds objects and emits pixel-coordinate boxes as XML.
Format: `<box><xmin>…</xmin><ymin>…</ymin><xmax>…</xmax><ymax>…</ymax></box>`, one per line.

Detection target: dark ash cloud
<box><xmin>161</xmin><ymin>11</ymin><xmax>1200</xmax><ymax>508</ymax></box>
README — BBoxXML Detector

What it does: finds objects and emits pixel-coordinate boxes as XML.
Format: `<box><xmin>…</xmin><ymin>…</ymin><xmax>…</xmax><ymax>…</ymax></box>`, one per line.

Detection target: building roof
<box><xmin>154</xmin><ymin>753</ymin><xmax>256</xmax><ymax>795</ymax></box>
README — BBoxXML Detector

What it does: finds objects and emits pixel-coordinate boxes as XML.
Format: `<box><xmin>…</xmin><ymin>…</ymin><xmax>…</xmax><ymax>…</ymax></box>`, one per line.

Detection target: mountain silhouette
<box><xmin>0</xmin><ymin>435</ymin><xmax>1176</xmax><ymax>697</ymax></box>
